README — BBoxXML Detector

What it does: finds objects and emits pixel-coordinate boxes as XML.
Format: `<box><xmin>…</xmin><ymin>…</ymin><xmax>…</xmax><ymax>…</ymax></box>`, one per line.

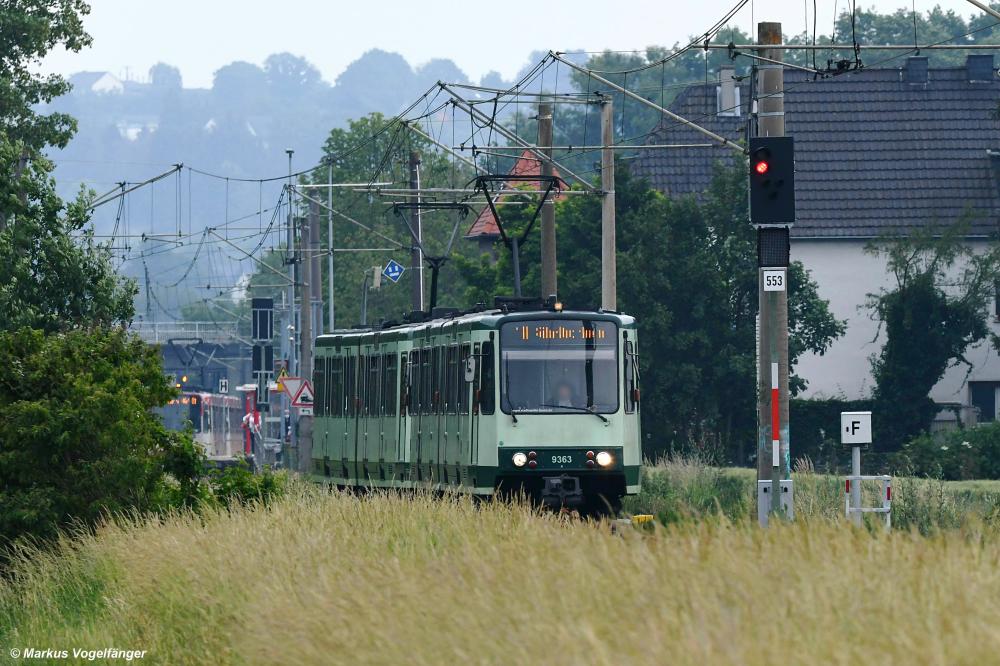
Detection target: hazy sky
<box><xmin>41</xmin><ymin>0</ymin><xmax>986</xmax><ymax>88</ymax></box>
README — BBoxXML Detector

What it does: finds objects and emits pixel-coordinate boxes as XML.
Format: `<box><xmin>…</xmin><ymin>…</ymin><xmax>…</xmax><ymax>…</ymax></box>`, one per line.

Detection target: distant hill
<box><xmin>39</xmin><ymin>49</ymin><xmax>575</xmax><ymax>313</ymax></box>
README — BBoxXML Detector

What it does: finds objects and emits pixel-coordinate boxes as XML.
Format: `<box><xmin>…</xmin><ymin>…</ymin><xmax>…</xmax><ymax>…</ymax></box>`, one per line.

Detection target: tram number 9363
<box><xmin>551</xmin><ymin>455</ymin><xmax>573</xmax><ymax>464</ymax></box>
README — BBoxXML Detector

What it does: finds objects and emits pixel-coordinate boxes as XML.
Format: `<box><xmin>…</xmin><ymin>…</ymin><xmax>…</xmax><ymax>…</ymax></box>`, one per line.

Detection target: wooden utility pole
<box><xmin>298</xmin><ymin>210</ymin><xmax>314</xmax><ymax>474</ymax></box>
<box><xmin>408</xmin><ymin>151</ymin><xmax>425</xmax><ymax>312</ymax></box>
<box><xmin>538</xmin><ymin>102</ymin><xmax>557</xmax><ymax>299</ymax></box>
<box><xmin>600</xmin><ymin>98</ymin><xmax>616</xmax><ymax>311</ymax></box>
<box><xmin>755</xmin><ymin>22</ymin><xmax>791</xmax><ymax>522</ymax></box>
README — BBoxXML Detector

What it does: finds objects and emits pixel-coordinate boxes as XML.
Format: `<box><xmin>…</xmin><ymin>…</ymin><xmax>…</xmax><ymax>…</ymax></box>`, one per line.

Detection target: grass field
<box><xmin>3</xmin><ymin>465</ymin><xmax>1000</xmax><ymax>665</ymax></box>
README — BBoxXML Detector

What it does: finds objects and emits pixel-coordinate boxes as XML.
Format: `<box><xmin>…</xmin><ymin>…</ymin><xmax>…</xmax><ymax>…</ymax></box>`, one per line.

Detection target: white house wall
<box><xmin>790</xmin><ymin>239</ymin><xmax>1000</xmax><ymax>410</ymax></box>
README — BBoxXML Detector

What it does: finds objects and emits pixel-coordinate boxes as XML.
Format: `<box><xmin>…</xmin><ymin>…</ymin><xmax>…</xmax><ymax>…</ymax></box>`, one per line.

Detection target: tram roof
<box><xmin>316</xmin><ymin>308</ymin><xmax>635</xmax><ymax>347</ymax></box>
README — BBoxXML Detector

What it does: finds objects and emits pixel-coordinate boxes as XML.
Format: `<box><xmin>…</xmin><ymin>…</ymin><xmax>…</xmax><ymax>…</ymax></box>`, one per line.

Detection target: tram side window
<box><xmin>480</xmin><ymin>341</ymin><xmax>495</xmax><ymax>415</ymax></box>
<box><xmin>383</xmin><ymin>354</ymin><xmax>397</xmax><ymax>415</ymax></box>
<box><xmin>427</xmin><ymin>347</ymin><xmax>437</xmax><ymax>414</ymax></box>
<box><xmin>329</xmin><ymin>356</ymin><xmax>343</xmax><ymax>417</ymax></box>
<box><xmin>360</xmin><ymin>355</ymin><xmax>369</xmax><ymax>416</ymax></box>
<box><xmin>401</xmin><ymin>353</ymin><xmax>411</xmax><ymax>416</ymax></box>
<box><xmin>459</xmin><ymin>344</ymin><xmax>471</xmax><ymax>414</ymax></box>
<box><xmin>409</xmin><ymin>351</ymin><xmax>420</xmax><ymax>415</ymax></box>
<box><xmin>421</xmin><ymin>349</ymin><xmax>432</xmax><ymax>416</ymax></box>
<box><xmin>368</xmin><ymin>354</ymin><xmax>381</xmax><ymax>417</ymax></box>
<box><xmin>347</xmin><ymin>356</ymin><xmax>357</xmax><ymax>417</ymax></box>
<box><xmin>315</xmin><ymin>357</ymin><xmax>327</xmax><ymax>417</ymax></box>
<box><xmin>624</xmin><ymin>340</ymin><xmax>639</xmax><ymax>414</ymax></box>
<box><xmin>443</xmin><ymin>346</ymin><xmax>454</xmax><ymax>414</ymax></box>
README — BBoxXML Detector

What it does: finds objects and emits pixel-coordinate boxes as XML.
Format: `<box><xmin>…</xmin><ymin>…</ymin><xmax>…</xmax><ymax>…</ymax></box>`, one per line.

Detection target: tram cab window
<box><xmin>499</xmin><ymin>320</ymin><xmax>619</xmax><ymax>414</ymax></box>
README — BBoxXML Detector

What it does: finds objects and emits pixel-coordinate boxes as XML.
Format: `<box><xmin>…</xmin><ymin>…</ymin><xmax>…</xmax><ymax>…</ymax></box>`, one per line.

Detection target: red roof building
<box><xmin>465</xmin><ymin>149</ymin><xmax>567</xmax><ymax>251</ymax></box>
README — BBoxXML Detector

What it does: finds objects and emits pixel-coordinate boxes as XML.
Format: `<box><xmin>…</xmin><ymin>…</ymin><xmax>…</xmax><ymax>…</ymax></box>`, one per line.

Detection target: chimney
<box><xmin>967</xmin><ymin>54</ymin><xmax>995</xmax><ymax>82</ymax></box>
<box><xmin>905</xmin><ymin>56</ymin><xmax>929</xmax><ymax>84</ymax></box>
<box><xmin>717</xmin><ymin>65</ymin><xmax>739</xmax><ymax>116</ymax></box>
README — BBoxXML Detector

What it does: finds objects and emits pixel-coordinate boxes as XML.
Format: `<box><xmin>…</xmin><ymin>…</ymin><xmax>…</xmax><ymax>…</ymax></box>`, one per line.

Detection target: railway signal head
<box><xmin>748</xmin><ymin>136</ymin><xmax>795</xmax><ymax>226</ymax></box>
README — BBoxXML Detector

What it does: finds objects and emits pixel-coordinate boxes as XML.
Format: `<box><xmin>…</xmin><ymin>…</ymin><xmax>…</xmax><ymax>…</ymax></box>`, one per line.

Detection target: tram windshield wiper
<box><xmin>537</xmin><ymin>404</ymin><xmax>609</xmax><ymax>424</ymax></box>
<box><xmin>504</xmin><ymin>353</ymin><xmax>518</xmax><ymax>423</ymax></box>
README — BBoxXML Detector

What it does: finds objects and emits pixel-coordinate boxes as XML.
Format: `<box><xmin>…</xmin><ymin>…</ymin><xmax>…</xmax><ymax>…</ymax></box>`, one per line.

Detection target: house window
<box><xmin>969</xmin><ymin>381</ymin><xmax>1000</xmax><ymax>422</ymax></box>
<box><xmin>994</xmin><ymin>280</ymin><xmax>1000</xmax><ymax>319</ymax></box>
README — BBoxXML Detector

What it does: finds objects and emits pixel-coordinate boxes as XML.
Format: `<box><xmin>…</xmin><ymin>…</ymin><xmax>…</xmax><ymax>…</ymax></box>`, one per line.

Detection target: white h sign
<box><xmin>841</xmin><ymin>411</ymin><xmax>872</xmax><ymax>445</ymax></box>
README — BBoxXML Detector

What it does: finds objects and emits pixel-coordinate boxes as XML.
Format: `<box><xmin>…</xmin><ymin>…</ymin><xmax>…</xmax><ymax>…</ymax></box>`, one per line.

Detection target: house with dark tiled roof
<box><xmin>631</xmin><ymin>55</ymin><xmax>1000</xmax><ymax>425</ymax></box>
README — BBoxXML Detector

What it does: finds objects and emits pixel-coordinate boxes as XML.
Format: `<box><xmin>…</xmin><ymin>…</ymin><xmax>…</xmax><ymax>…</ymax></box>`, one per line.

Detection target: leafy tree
<box><xmin>149</xmin><ymin>62</ymin><xmax>182</xmax><ymax>90</ymax></box>
<box><xmin>0</xmin><ymin>1</ymin><xmax>135</xmax><ymax>332</ymax></box>
<box><xmin>0</xmin><ymin>328</ymin><xmax>201</xmax><ymax>546</ymax></box>
<box><xmin>0</xmin><ymin>0</ymin><xmax>91</xmax><ymax>152</ymax></box>
<box><xmin>264</xmin><ymin>52</ymin><xmax>324</xmax><ymax>98</ymax></box>
<box><xmin>0</xmin><ymin>164</ymin><xmax>135</xmax><ymax>332</ymax></box>
<box><xmin>211</xmin><ymin>61</ymin><xmax>269</xmax><ymax>113</ymax></box>
<box><xmin>457</xmin><ymin>162</ymin><xmax>844</xmax><ymax>462</ymax></box>
<box><xmin>866</xmin><ymin>226</ymin><xmax>1000</xmax><ymax>451</ymax></box>
<box><xmin>0</xmin><ymin>1</ymin><xmax>207</xmax><ymax>551</ymax></box>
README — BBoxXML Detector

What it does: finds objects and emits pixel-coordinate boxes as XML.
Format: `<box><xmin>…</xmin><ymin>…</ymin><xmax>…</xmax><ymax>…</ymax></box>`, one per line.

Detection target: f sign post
<box><xmin>841</xmin><ymin>411</ymin><xmax>872</xmax><ymax>527</ymax></box>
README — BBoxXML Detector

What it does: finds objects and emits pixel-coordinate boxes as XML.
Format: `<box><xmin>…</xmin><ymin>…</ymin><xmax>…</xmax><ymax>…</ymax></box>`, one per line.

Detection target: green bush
<box><xmin>210</xmin><ymin>463</ymin><xmax>288</xmax><ymax>509</ymax></box>
<box><xmin>893</xmin><ymin>423</ymin><xmax>1000</xmax><ymax>480</ymax></box>
<box><xmin>0</xmin><ymin>328</ymin><xmax>190</xmax><ymax>548</ymax></box>
<box><xmin>623</xmin><ymin>458</ymin><xmax>750</xmax><ymax>523</ymax></box>
<box><xmin>790</xmin><ymin>397</ymin><xmax>874</xmax><ymax>472</ymax></box>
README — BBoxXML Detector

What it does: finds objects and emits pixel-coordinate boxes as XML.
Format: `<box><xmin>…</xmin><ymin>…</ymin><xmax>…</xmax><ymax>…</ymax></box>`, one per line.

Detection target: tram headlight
<box><xmin>596</xmin><ymin>451</ymin><xmax>614</xmax><ymax>467</ymax></box>
<box><xmin>512</xmin><ymin>452</ymin><xmax>528</xmax><ymax>468</ymax></box>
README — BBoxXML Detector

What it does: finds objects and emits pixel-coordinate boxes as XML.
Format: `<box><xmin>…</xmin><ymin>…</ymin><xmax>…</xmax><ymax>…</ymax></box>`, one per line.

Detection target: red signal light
<box><xmin>755</xmin><ymin>160</ymin><xmax>770</xmax><ymax>175</ymax></box>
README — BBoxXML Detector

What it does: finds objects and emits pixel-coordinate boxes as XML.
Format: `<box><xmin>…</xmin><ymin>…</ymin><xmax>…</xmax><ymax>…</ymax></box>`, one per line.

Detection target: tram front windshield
<box><xmin>159</xmin><ymin>395</ymin><xmax>201</xmax><ymax>432</ymax></box>
<box><xmin>500</xmin><ymin>319</ymin><xmax>618</xmax><ymax>414</ymax></box>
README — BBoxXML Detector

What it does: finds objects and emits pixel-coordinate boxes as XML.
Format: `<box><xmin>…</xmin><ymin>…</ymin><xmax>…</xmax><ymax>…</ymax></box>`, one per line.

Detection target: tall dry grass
<box><xmin>3</xmin><ymin>484</ymin><xmax>1000</xmax><ymax>665</ymax></box>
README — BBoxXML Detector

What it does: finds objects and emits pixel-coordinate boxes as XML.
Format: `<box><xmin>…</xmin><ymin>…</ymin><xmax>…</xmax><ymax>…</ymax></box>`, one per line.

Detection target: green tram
<box><xmin>310</xmin><ymin>300</ymin><xmax>641</xmax><ymax>511</ymax></box>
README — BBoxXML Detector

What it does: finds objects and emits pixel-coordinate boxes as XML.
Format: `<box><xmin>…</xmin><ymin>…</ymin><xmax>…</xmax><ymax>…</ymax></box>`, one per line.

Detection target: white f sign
<box><xmin>841</xmin><ymin>411</ymin><xmax>872</xmax><ymax>445</ymax></box>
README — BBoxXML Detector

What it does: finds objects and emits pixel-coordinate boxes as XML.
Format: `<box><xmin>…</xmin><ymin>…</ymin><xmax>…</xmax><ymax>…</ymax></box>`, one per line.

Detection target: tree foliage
<box><xmin>867</xmin><ymin>226</ymin><xmax>1000</xmax><ymax>450</ymax></box>
<box><xmin>0</xmin><ymin>0</ymin><xmax>135</xmax><ymax>333</ymax></box>
<box><xmin>0</xmin><ymin>329</ymin><xmax>199</xmax><ymax>546</ymax></box>
<box><xmin>0</xmin><ymin>0</ymin><xmax>91</xmax><ymax>151</ymax></box>
<box><xmin>0</xmin><ymin>1</ymin><xmax>204</xmax><ymax>551</ymax></box>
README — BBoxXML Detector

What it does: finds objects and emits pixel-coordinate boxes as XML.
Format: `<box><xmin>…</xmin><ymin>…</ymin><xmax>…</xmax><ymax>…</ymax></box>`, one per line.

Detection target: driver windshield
<box><xmin>500</xmin><ymin>319</ymin><xmax>618</xmax><ymax>414</ymax></box>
